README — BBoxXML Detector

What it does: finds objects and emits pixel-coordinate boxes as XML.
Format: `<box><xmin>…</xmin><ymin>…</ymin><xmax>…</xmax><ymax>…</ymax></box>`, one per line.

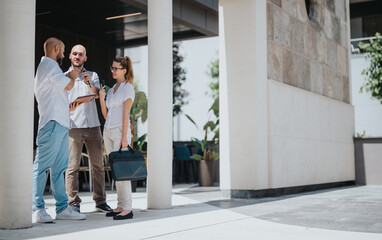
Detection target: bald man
<box><xmin>65</xmin><ymin>45</ymin><xmax>112</xmax><ymax>213</ymax></box>
<box><xmin>33</xmin><ymin>37</ymin><xmax>86</xmax><ymax>223</ymax></box>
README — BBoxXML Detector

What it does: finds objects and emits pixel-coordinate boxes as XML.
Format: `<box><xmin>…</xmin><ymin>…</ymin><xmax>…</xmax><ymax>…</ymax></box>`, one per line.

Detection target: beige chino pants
<box><xmin>103</xmin><ymin>126</ymin><xmax>132</xmax><ymax>210</ymax></box>
<box><xmin>66</xmin><ymin>127</ymin><xmax>106</xmax><ymax>206</ymax></box>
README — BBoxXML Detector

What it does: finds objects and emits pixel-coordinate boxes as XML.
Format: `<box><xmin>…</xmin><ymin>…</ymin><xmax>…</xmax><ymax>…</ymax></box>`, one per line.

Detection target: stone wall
<box><xmin>267</xmin><ymin>0</ymin><xmax>350</xmax><ymax>103</ymax></box>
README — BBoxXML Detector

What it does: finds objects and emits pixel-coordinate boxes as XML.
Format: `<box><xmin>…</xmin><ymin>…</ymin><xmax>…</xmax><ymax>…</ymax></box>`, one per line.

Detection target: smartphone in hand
<box><xmin>100</xmin><ymin>79</ymin><xmax>107</xmax><ymax>100</ymax></box>
<box><xmin>100</xmin><ymin>79</ymin><xmax>106</xmax><ymax>88</ymax></box>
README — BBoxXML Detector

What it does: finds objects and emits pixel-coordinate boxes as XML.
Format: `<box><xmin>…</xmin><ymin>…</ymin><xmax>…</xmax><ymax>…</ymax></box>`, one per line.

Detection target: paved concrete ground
<box><xmin>1</xmin><ymin>185</ymin><xmax>382</xmax><ymax>240</ymax></box>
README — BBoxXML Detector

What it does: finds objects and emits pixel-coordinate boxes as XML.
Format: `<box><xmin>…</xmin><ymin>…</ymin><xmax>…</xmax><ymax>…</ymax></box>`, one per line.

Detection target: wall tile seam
<box><xmin>268</xmin><ymin>1</ymin><xmax>346</xmax><ymax>25</ymax></box>
<box><xmin>267</xmin><ymin>5</ymin><xmax>350</xmax><ymax>99</ymax></box>
<box><xmin>269</xmin><ymin>19</ymin><xmax>346</xmax><ymax>54</ymax></box>
<box><xmin>267</xmin><ymin>39</ymin><xmax>311</xmax><ymax>63</ymax></box>
<box><xmin>322</xmin><ymin>66</ymin><xmax>350</xmax><ymax>84</ymax></box>
<box><xmin>266</xmin><ymin>78</ymin><xmax>348</xmax><ymax>104</ymax></box>
<box><xmin>267</xmin><ymin>39</ymin><xmax>347</xmax><ymax>78</ymax></box>
<box><xmin>268</xmin><ymin>1</ymin><xmax>310</xmax><ymax>29</ymax></box>
<box><xmin>270</xmin><ymin>2</ymin><xmax>344</xmax><ymax>29</ymax></box>
<box><xmin>268</xmin><ymin>43</ymin><xmax>348</xmax><ymax>77</ymax></box>
<box><xmin>268</xmin><ymin>79</ymin><xmax>354</xmax><ymax>107</ymax></box>
<box><xmin>314</xmin><ymin>2</ymin><xmax>346</xmax><ymax>22</ymax></box>
<box><xmin>268</xmin><ymin>2</ymin><xmax>348</xmax><ymax>45</ymax></box>
<box><xmin>324</xmin><ymin>18</ymin><xmax>347</xmax><ymax>45</ymax></box>
<box><xmin>275</xmin><ymin>6</ymin><xmax>308</xmax><ymax>26</ymax></box>
<box><xmin>324</xmin><ymin>6</ymin><xmax>347</xmax><ymax>26</ymax></box>
<box><xmin>326</xmin><ymin>50</ymin><xmax>347</xmax><ymax>73</ymax></box>
<box><xmin>266</xmin><ymin>1</ymin><xmax>280</xmax><ymax>8</ymax></box>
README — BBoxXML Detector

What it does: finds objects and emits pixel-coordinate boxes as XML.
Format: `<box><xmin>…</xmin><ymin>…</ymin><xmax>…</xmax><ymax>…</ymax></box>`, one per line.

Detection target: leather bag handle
<box><xmin>118</xmin><ymin>145</ymin><xmax>135</xmax><ymax>154</ymax></box>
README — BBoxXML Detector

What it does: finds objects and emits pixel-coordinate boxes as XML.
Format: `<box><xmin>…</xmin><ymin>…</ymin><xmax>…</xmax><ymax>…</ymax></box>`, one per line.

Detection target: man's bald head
<box><xmin>71</xmin><ymin>45</ymin><xmax>87</xmax><ymax>56</ymax></box>
<box><xmin>44</xmin><ymin>37</ymin><xmax>64</xmax><ymax>55</ymax></box>
<box><xmin>44</xmin><ymin>37</ymin><xmax>65</xmax><ymax>65</ymax></box>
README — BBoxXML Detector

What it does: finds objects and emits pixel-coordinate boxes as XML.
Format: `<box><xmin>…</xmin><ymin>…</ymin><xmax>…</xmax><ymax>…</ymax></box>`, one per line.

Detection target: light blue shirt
<box><xmin>34</xmin><ymin>57</ymin><xmax>70</xmax><ymax>131</ymax></box>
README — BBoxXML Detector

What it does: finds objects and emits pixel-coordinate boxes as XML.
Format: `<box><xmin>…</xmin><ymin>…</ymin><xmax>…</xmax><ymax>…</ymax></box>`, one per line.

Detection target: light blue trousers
<box><xmin>32</xmin><ymin>121</ymin><xmax>69</xmax><ymax>214</ymax></box>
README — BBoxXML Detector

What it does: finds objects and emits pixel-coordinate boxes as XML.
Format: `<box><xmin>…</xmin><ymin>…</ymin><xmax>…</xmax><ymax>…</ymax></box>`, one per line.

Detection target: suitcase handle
<box><xmin>119</xmin><ymin>145</ymin><xmax>135</xmax><ymax>154</ymax></box>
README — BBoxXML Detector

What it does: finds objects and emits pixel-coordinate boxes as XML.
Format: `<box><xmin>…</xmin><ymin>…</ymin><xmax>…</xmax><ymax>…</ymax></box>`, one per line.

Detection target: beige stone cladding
<box><xmin>267</xmin><ymin>0</ymin><xmax>349</xmax><ymax>103</ymax></box>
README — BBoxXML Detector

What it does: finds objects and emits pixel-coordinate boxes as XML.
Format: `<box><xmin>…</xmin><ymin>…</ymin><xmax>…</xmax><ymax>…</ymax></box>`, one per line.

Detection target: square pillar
<box><xmin>0</xmin><ymin>0</ymin><xmax>35</xmax><ymax>229</ymax></box>
<box><xmin>219</xmin><ymin>0</ymin><xmax>269</xmax><ymax>195</ymax></box>
<box><xmin>147</xmin><ymin>0</ymin><xmax>173</xmax><ymax>209</ymax></box>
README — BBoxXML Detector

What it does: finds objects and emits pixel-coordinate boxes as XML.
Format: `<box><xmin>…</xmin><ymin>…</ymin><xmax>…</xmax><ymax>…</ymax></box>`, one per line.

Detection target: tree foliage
<box><xmin>359</xmin><ymin>33</ymin><xmax>382</xmax><ymax>102</ymax></box>
<box><xmin>207</xmin><ymin>58</ymin><xmax>219</xmax><ymax>97</ymax></box>
<box><xmin>173</xmin><ymin>42</ymin><xmax>188</xmax><ymax>116</ymax></box>
<box><xmin>207</xmin><ymin>58</ymin><xmax>219</xmax><ymax>118</ymax></box>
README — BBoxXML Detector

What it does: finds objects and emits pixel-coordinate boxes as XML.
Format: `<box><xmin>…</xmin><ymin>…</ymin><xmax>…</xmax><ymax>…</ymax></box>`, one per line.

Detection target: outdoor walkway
<box><xmin>1</xmin><ymin>185</ymin><xmax>382</xmax><ymax>240</ymax></box>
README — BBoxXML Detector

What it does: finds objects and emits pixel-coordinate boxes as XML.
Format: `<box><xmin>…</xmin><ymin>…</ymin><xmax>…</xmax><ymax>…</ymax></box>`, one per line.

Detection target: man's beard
<box><xmin>73</xmin><ymin>62</ymin><xmax>84</xmax><ymax>68</ymax></box>
<box><xmin>57</xmin><ymin>57</ymin><xmax>63</xmax><ymax>66</ymax></box>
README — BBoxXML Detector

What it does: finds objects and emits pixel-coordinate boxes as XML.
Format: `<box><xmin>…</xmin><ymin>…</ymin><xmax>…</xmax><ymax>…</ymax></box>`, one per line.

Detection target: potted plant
<box><xmin>191</xmin><ymin>58</ymin><xmax>219</xmax><ymax>186</ymax></box>
<box><xmin>192</xmin><ymin>119</ymin><xmax>219</xmax><ymax>186</ymax></box>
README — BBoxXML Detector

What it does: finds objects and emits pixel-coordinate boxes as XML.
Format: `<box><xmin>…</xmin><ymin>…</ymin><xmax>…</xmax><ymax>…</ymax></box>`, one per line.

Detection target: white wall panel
<box><xmin>269</xmin><ymin>80</ymin><xmax>355</xmax><ymax>188</ymax></box>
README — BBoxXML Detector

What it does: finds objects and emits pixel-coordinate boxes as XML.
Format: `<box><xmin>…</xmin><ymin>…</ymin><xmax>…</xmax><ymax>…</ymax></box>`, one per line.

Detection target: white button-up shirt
<box><xmin>105</xmin><ymin>82</ymin><xmax>135</xmax><ymax>129</ymax></box>
<box><xmin>67</xmin><ymin>67</ymin><xmax>101</xmax><ymax>128</ymax></box>
<box><xmin>35</xmin><ymin>57</ymin><xmax>71</xmax><ymax>132</ymax></box>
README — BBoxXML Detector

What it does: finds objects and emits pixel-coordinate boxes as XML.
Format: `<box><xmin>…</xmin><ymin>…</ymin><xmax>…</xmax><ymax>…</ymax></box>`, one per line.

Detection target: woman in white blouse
<box><xmin>100</xmin><ymin>56</ymin><xmax>135</xmax><ymax>220</ymax></box>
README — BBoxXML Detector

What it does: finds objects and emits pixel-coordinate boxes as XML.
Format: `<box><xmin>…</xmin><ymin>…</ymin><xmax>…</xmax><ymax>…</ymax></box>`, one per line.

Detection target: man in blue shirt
<box><xmin>33</xmin><ymin>37</ymin><xmax>86</xmax><ymax>223</ymax></box>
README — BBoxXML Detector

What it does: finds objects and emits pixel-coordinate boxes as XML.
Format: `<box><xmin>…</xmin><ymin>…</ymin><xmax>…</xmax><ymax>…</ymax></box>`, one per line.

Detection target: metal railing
<box><xmin>351</xmin><ymin>36</ymin><xmax>378</xmax><ymax>54</ymax></box>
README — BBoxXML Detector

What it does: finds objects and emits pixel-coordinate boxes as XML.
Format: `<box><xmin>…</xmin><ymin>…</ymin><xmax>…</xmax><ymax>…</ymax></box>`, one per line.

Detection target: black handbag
<box><xmin>109</xmin><ymin>145</ymin><xmax>147</xmax><ymax>181</ymax></box>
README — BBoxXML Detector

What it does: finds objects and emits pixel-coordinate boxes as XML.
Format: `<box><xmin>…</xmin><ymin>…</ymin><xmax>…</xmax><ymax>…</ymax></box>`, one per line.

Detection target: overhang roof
<box><xmin>36</xmin><ymin>0</ymin><xmax>218</xmax><ymax>48</ymax></box>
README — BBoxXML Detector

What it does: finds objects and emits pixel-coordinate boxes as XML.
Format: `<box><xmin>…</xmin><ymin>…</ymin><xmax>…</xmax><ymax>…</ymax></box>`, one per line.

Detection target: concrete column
<box><xmin>219</xmin><ymin>0</ymin><xmax>269</xmax><ymax>194</ymax></box>
<box><xmin>147</xmin><ymin>0</ymin><xmax>173</xmax><ymax>209</ymax></box>
<box><xmin>0</xmin><ymin>0</ymin><xmax>35</xmax><ymax>229</ymax></box>
<box><xmin>346</xmin><ymin>0</ymin><xmax>352</xmax><ymax>104</ymax></box>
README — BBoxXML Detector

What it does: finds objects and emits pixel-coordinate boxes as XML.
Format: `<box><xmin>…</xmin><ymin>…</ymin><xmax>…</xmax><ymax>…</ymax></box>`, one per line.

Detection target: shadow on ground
<box><xmin>1</xmin><ymin>185</ymin><xmax>382</xmax><ymax>239</ymax></box>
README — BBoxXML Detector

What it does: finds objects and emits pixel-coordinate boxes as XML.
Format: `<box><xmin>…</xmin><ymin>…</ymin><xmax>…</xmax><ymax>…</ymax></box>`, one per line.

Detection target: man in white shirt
<box><xmin>65</xmin><ymin>45</ymin><xmax>112</xmax><ymax>213</ymax></box>
<box><xmin>33</xmin><ymin>37</ymin><xmax>86</xmax><ymax>223</ymax></box>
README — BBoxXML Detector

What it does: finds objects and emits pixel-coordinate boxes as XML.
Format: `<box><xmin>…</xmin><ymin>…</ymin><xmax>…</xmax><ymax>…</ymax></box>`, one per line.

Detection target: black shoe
<box><xmin>106</xmin><ymin>211</ymin><xmax>121</xmax><ymax>217</ymax></box>
<box><xmin>113</xmin><ymin>211</ymin><xmax>134</xmax><ymax>220</ymax></box>
<box><xmin>96</xmin><ymin>203</ymin><xmax>112</xmax><ymax>213</ymax></box>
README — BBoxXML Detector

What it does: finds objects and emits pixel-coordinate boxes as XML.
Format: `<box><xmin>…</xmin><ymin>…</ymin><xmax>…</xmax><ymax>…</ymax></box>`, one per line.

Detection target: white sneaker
<box><xmin>34</xmin><ymin>209</ymin><xmax>54</xmax><ymax>223</ymax></box>
<box><xmin>56</xmin><ymin>206</ymin><xmax>86</xmax><ymax>220</ymax></box>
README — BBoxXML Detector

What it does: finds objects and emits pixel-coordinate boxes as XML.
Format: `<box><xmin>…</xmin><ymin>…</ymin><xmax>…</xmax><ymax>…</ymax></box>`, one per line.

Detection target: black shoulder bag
<box><xmin>109</xmin><ymin>145</ymin><xmax>147</xmax><ymax>181</ymax></box>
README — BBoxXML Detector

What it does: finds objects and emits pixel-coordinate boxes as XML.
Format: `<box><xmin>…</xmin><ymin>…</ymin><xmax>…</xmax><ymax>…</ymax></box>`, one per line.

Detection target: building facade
<box><xmin>219</xmin><ymin>0</ymin><xmax>354</xmax><ymax>197</ymax></box>
<box><xmin>0</xmin><ymin>0</ymin><xmax>356</xmax><ymax>229</ymax></box>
